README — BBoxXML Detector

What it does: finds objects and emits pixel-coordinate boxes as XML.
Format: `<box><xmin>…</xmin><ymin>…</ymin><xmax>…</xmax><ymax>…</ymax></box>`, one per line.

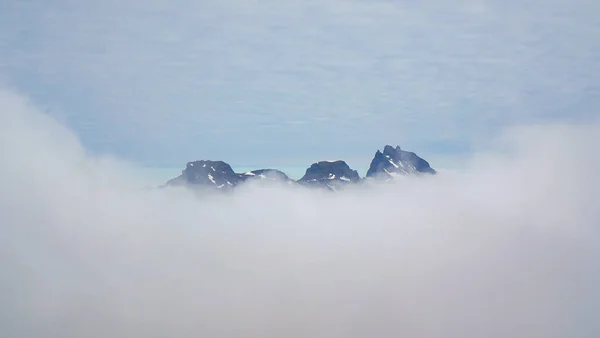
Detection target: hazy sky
<box><xmin>1</xmin><ymin>0</ymin><xmax>599</xmax><ymax>169</ymax></box>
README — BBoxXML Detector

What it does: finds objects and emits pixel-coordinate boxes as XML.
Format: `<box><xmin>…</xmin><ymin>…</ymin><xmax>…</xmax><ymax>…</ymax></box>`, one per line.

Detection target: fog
<box><xmin>1</xmin><ymin>88</ymin><xmax>599</xmax><ymax>337</ymax></box>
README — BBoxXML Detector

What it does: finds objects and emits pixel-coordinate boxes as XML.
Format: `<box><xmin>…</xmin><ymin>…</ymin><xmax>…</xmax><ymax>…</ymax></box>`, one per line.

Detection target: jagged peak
<box><xmin>366</xmin><ymin>145</ymin><xmax>436</xmax><ymax>178</ymax></box>
<box><xmin>383</xmin><ymin>145</ymin><xmax>396</xmax><ymax>155</ymax></box>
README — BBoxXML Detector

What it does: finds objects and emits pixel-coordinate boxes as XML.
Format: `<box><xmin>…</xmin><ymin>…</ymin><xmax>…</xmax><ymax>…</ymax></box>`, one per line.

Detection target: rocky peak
<box><xmin>298</xmin><ymin>160</ymin><xmax>360</xmax><ymax>190</ymax></box>
<box><xmin>366</xmin><ymin>145</ymin><xmax>436</xmax><ymax>178</ymax></box>
<box><xmin>167</xmin><ymin>160</ymin><xmax>242</xmax><ymax>189</ymax></box>
<box><xmin>383</xmin><ymin>145</ymin><xmax>398</xmax><ymax>156</ymax></box>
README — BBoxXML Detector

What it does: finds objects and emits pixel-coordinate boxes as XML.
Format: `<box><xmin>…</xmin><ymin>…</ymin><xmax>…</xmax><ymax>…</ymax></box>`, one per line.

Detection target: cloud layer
<box><xmin>1</xmin><ymin>88</ymin><xmax>599</xmax><ymax>337</ymax></box>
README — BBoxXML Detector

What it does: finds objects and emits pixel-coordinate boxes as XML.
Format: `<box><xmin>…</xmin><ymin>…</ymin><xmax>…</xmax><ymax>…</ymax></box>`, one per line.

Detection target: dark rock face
<box><xmin>366</xmin><ymin>145</ymin><xmax>436</xmax><ymax>179</ymax></box>
<box><xmin>298</xmin><ymin>160</ymin><xmax>360</xmax><ymax>190</ymax></box>
<box><xmin>166</xmin><ymin>160</ymin><xmax>243</xmax><ymax>190</ymax></box>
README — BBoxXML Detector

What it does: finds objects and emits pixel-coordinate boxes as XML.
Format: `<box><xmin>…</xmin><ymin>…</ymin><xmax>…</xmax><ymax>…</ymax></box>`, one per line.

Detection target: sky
<box><xmin>1</xmin><ymin>0</ymin><xmax>599</xmax><ymax>172</ymax></box>
<box><xmin>1</xmin><ymin>87</ymin><xmax>600</xmax><ymax>337</ymax></box>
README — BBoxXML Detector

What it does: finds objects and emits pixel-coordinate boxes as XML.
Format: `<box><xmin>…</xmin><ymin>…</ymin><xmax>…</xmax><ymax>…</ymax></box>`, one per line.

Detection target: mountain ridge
<box><xmin>164</xmin><ymin>145</ymin><xmax>436</xmax><ymax>191</ymax></box>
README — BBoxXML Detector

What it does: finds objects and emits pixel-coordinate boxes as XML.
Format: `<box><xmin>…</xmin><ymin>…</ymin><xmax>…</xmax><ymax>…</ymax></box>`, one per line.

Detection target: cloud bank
<box><xmin>1</xmin><ymin>88</ymin><xmax>599</xmax><ymax>337</ymax></box>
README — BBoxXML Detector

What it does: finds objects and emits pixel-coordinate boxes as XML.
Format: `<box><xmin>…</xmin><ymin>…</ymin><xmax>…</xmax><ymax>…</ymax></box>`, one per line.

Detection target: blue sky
<box><xmin>1</xmin><ymin>0</ymin><xmax>599</xmax><ymax>171</ymax></box>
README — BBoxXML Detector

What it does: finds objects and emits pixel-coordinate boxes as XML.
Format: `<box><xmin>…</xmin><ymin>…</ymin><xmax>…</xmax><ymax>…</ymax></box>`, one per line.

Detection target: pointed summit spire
<box><xmin>366</xmin><ymin>145</ymin><xmax>436</xmax><ymax>178</ymax></box>
<box><xmin>383</xmin><ymin>145</ymin><xmax>396</xmax><ymax>156</ymax></box>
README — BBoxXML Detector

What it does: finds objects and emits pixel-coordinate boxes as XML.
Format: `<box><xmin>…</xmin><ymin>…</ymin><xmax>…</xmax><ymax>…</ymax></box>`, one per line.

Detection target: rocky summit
<box><xmin>366</xmin><ymin>145</ymin><xmax>436</xmax><ymax>179</ymax></box>
<box><xmin>297</xmin><ymin>160</ymin><xmax>361</xmax><ymax>191</ymax></box>
<box><xmin>166</xmin><ymin>160</ymin><xmax>243</xmax><ymax>190</ymax></box>
<box><xmin>164</xmin><ymin>145</ymin><xmax>435</xmax><ymax>191</ymax></box>
<box><xmin>165</xmin><ymin>161</ymin><xmax>295</xmax><ymax>190</ymax></box>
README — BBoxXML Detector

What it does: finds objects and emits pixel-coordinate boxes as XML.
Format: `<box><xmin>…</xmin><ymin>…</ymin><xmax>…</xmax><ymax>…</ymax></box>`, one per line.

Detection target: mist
<box><xmin>1</xmin><ymin>88</ymin><xmax>599</xmax><ymax>337</ymax></box>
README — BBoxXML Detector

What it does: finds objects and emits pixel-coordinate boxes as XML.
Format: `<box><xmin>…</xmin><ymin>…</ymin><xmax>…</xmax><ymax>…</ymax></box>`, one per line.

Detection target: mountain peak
<box><xmin>298</xmin><ymin>160</ymin><xmax>360</xmax><ymax>190</ymax></box>
<box><xmin>167</xmin><ymin>160</ymin><xmax>241</xmax><ymax>189</ymax></box>
<box><xmin>366</xmin><ymin>145</ymin><xmax>436</xmax><ymax>178</ymax></box>
<box><xmin>383</xmin><ymin>145</ymin><xmax>396</xmax><ymax>155</ymax></box>
<box><xmin>186</xmin><ymin>160</ymin><xmax>235</xmax><ymax>174</ymax></box>
<box><xmin>166</xmin><ymin>161</ymin><xmax>295</xmax><ymax>190</ymax></box>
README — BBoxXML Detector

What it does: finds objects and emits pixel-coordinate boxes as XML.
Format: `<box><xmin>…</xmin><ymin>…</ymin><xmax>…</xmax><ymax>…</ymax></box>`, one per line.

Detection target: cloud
<box><xmin>1</xmin><ymin>0</ymin><xmax>599</xmax><ymax>165</ymax></box>
<box><xmin>1</xmin><ymin>88</ymin><xmax>600</xmax><ymax>338</ymax></box>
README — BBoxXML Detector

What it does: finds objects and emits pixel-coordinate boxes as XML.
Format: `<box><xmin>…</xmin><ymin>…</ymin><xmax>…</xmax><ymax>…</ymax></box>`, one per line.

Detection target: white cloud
<box><xmin>1</xmin><ymin>0</ymin><xmax>599</xmax><ymax>165</ymax></box>
<box><xmin>1</xmin><ymin>88</ymin><xmax>599</xmax><ymax>337</ymax></box>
